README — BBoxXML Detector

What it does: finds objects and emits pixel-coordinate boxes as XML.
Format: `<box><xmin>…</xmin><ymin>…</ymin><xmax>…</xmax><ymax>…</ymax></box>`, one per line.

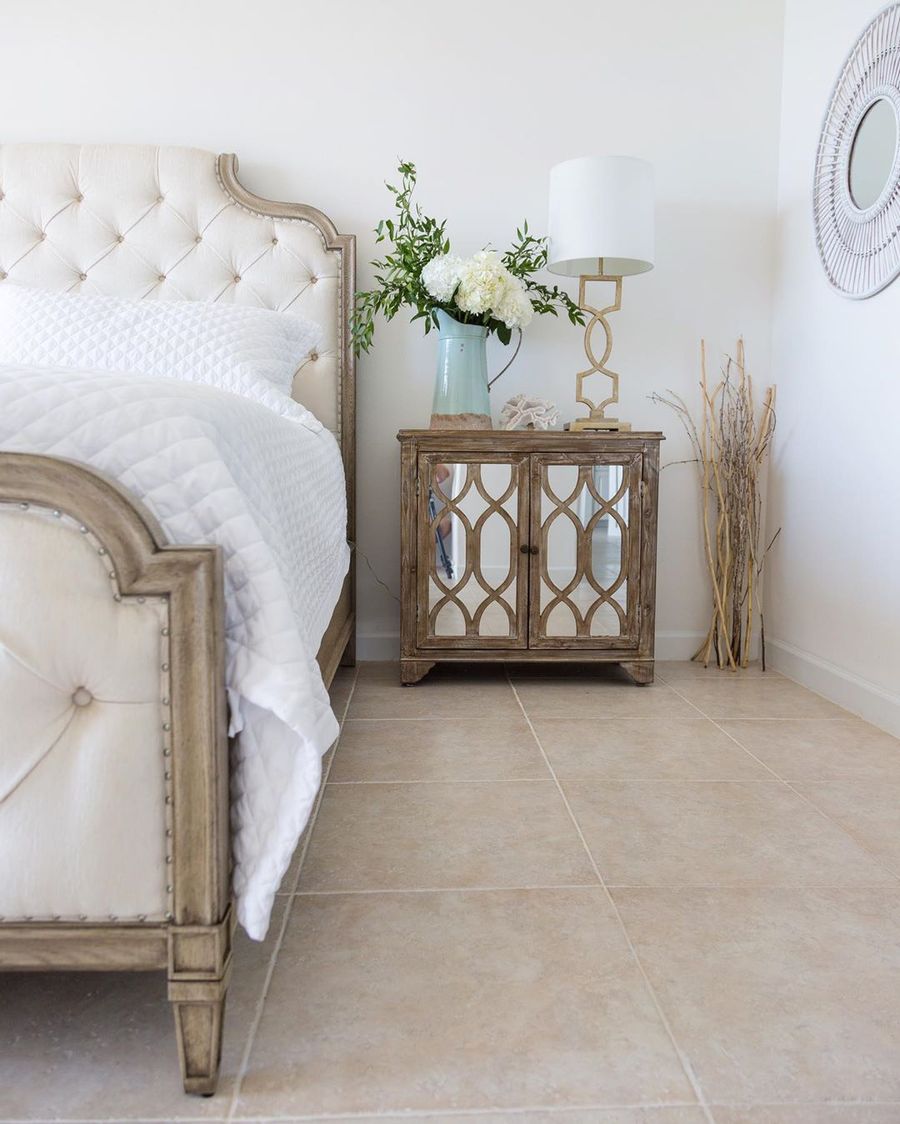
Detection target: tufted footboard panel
<box><xmin>0</xmin><ymin>502</ymin><xmax>171</xmax><ymax>923</ymax></box>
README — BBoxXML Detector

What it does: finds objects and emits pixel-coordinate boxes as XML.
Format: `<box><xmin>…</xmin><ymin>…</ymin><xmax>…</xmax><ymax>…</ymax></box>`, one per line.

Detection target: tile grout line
<box><xmin>655</xmin><ymin>665</ymin><xmax>857</xmax><ymax>725</ymax></box>
<box><xmin>228</xmin><ymin>1103</ymin><xmax>703</xmax><ymax>1122</ymax></box>
<box><xmin>656</xmin><ymin>668</ymin><xmax>782</xmax><ymax>681</ymax></box>
<box><xmin>232</xmin><ymin>1099</ymin><xmax>900</xmax><ymax>1122</ymax></box>
<box><xmin>343</xmin><ymin>713</ymin><xmax>848</xmax><ymax>722</ymax></box>
<box><xmin>291</xmin><ymin>883</ymin><xmax>604</xmax><ymax>896</ymax></box>
<box><xmin>225</xmin><ymin>666</ymin><xmax>360</xmax><ymax>1124</ymax></box>
<box><xmin>602</xmin><ymin>882</ymin><xmax>900</xmax><ymax>889</ymax></box>
<box><xmin>284</xmin><ymin>879</ymin><xmax>900</xmax><ymax>896</ymax></box>
<box><xmin>504</xmin><ymin>669</ymin><xmax>718</xmax><ymax>1124</ymax></box>
<box><xmin>326</xmin><ymin>777</ymin><xmax>572</xmax><ymax>785</ymax></box>
<box><xmin>325</xmin><ymin>777</ymin><xmax>797</xmax><ymax>785</ymax></box>
<box><xmin>663</xmin><ymin>679</ymin><xmax>900</xmax><ymax>885</ymax></box>
<box><xmin>17</xmin><ymin>1101</ymin><xmax>900</xmax><ymax>1124</ymax></box>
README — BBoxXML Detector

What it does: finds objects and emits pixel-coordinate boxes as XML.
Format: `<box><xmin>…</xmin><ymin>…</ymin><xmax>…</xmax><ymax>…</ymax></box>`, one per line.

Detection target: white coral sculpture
<box><xmin>500</xmin><ymin>394</ymin><xmax>559</xmax><ymax>430</ymax></box>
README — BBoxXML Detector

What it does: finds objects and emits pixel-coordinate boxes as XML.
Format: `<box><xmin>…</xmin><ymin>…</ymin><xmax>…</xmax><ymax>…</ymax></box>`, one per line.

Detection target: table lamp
<box><xmin>547</xmin><ymin>155</ymin><xmax>655</xmax><ymax>431</ymax></box>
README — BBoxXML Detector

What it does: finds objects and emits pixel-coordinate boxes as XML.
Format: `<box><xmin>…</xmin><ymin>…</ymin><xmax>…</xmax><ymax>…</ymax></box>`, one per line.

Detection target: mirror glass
<box><xmin>427</xmin><ymin>460</ymin><xmax>519</xmax><ymax>638</ymax></box>
<box><xmin>539</xmin><ymin>463</ymin><xmax>629</xmax><ymax>639</ymax></box>
<box><xmin>849</xmin><ymin>98</ymin><xmax>898</xmax><ymax>209</ymax></box>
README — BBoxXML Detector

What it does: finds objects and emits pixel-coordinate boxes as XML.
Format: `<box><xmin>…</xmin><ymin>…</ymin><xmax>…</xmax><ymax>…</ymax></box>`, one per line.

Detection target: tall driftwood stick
<box><xmin>652</xmin><ymin>340</ymin><xmax>778</xmax><ymax>671</ymax></box>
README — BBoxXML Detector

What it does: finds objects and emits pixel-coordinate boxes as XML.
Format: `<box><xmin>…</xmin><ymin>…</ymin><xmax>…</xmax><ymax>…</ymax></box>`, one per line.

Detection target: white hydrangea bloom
<box><xmin>421</xmin><ymin>254</ymin><xmax>463</xmax><ymax>302</ymax></box>
<box><xmin>454</xmin><ymin>250</ymin><xmax>508</xmax><ymax>316</ymax></box>
<box><xmin>493</xmin><ymin>274</ymin><xmax>534</xmax><ymax>330</ymax></box>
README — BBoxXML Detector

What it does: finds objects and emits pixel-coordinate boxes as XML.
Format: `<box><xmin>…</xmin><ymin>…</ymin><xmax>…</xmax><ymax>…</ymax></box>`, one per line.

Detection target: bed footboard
<box><xmin>0</xmin><ymin>452</ymin><xmax>230</xmax><ymax>1095</ymax></box>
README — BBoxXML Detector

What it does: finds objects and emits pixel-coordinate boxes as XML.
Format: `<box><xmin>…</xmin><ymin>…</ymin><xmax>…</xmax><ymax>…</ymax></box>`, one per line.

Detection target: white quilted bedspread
<box><xmin>0</xmin><ymin>362</ymin><xmax>350</xmax><ymax>940</ymax></box>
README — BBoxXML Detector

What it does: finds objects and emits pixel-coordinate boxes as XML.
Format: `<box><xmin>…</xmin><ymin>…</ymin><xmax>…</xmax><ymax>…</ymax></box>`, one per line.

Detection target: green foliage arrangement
<box><xmin>352</xmin><ymin>160</ymin><xmax>584</xmax><ymax>355</ymax></box>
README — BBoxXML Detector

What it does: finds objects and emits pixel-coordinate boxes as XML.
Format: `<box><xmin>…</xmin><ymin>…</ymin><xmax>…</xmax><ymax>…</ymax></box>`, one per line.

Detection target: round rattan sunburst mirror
<box><xmin>813</xmin><ymin>3</ymin><xmax>900</xmax><ymax>298</ymax></box>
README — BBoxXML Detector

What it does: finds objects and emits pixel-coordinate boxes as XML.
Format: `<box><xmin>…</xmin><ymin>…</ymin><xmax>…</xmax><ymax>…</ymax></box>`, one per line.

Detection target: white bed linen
<box><xmin>0</xmin><ymin>362</ymin><xmax>349</xmax><ymax>940</ymax></box>
<box><xmin>0</xmin><ymin>283</ymin><xmax>323</xmax><ymax>397</ymax></box>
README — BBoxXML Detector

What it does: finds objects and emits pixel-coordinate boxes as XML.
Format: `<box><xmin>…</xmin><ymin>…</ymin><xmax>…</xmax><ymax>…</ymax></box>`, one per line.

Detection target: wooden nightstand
<box><xmin>398</xmin><ymin>429</ymin><xmax>664</xmax><ymax>685</ymax></box>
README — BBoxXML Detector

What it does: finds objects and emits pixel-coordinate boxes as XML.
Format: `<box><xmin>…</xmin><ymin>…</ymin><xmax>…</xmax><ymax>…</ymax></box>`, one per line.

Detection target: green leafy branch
<box><xmin>351</xmin><ymin>161</ymin><xmax>450</xmax><ymax>355</ymax></box>
<box><xmin>352</xmin><ymin>160</ymin><xmax>585</xmax><ymax>356</ymax></box>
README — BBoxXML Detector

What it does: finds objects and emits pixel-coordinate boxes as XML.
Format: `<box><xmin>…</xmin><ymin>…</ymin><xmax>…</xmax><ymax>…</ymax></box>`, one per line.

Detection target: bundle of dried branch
<box><xmin>652</xmin><ymin>340</ymin><xmax>779</xmax><ymax>670</ymax></box>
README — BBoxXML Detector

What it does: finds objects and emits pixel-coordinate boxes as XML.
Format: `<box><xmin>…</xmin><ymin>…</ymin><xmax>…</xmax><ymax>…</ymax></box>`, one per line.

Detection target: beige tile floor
<box><xmin>3</xmin><ymin>660</ymin><xmax>900</xmax><ymax>1123</ymax></box>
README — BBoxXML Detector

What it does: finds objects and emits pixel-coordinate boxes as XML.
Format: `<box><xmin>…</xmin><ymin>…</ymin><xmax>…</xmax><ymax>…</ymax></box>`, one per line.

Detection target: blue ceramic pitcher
<box><xmin>430</xmin><ymin>309</ymin><xmax>492</xmax><ymax>430</ymax></box>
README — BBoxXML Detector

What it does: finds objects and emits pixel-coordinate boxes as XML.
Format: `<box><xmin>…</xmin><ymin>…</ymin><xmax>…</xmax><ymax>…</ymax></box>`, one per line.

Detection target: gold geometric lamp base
<box><xmin>569</xmin><ymin>418</ymin><xmax>633</xmax><ymax>431</ymax></box>
<box><xmin>565</xmin><ymin>274</ymin><xmax>632</xmax><ymax>433</ymax></box>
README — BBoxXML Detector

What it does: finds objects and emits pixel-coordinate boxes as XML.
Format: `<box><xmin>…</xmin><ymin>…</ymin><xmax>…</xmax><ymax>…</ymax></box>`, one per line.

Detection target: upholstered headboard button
<box><xmin>72</xmin><ymin>686</ymin><xmax>93</xmax><ymax>707</ymax></box>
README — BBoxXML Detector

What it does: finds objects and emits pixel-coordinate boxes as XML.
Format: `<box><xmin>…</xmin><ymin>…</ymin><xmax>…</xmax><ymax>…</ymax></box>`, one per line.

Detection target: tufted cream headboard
<box><xmin>0</xmin><ymin>143</ymin><xmax>355</xmax><ymax>522</ymax></box>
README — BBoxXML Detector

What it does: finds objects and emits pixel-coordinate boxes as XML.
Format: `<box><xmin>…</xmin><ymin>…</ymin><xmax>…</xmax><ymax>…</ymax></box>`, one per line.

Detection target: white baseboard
<box><xmin>653</xmin><ymin>631</ymin><xmax>708</xmax><ymax>660</ymax></box>
<box><xmin>767</xmin><ymin>638</ymin><xmax>900</xmax><ymax>738</ymax></box>
<box><xmin>356</xmin><ymin>630</ymin><xmax>707</xmax><ymax>663</ymax></box>
<box><xmin>357</xmin><ymin>631</ymin><xmax>401</xmax><ymax>661</ymax></box>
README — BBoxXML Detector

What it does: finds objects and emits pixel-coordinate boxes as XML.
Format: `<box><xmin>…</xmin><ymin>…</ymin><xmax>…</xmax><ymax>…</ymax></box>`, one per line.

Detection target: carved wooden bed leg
<box><xmin>168</xmin><ymin>912</ymin><xmax>233</xmax><ymax>1095</ymax></box>
<box><xmin>169</xmin><ymin>977</ymin><xmax>228</xmax><ymax>1095</ymax></box>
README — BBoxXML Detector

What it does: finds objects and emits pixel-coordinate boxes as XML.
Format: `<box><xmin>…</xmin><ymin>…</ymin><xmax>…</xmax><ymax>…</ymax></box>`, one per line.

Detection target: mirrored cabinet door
<box><xmin>417</xmin><ymin>454</ymin><xmax>529</xmax><ymax>648</ymax></box>
<box><xmin>529</xmin><ymin>454</ymin><xmax>642</xmax><ymax>648</ymax></box>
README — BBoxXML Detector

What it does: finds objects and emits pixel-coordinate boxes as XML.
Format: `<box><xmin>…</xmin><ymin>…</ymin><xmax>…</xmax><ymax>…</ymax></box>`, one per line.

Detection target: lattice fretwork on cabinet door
<box><xmin>417</xmin><ymin>453</ymin><xmax>529</xmax><ymax>648</ymax></box>
<box><xmin>529</xmin><ymin>453</ymin><xmax>642</xmax><ymax>649</ymax></box>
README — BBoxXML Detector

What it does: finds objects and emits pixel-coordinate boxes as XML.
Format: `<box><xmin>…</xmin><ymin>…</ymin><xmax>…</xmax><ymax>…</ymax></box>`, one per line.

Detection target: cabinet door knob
<box><xmin>519</xmin><ymin>544</ymin><xmax>530</xmax><ymax>554</ymax></box>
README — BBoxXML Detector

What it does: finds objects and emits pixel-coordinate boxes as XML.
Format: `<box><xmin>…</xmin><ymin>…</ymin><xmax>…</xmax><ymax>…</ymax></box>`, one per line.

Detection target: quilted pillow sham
<box><xmin>0</xmin><ymin>283</ymin><xmax>322</xmax><ymax>396</ymax></box>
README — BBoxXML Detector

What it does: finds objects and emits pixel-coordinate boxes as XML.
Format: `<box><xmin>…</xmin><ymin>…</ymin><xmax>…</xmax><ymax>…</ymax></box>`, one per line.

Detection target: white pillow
<box><xmin>0</xmin><ymin>283</ymin><xmax>322</xmax><ymax>396</ymax></box>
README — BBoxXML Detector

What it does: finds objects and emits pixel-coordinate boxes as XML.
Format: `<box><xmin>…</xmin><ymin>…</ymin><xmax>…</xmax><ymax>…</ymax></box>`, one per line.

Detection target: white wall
<box><xmin>766</xmin><ymin>0</ymin><xmax>900</xmax><ymax>735</ymax></box>
<box><xmin>0</xmin><ymin>0</ymin><xmax>786</xmax><ymax>659</ymax></box>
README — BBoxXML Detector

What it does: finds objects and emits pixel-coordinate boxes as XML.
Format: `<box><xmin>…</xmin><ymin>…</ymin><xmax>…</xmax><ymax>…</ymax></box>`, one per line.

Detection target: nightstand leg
<box><xmin>401</xmin><ymin>660</ymin><xmax>435</xmax><ymax>685</ymax></box>
<box><xmin>620</xmin><ymin>660</ymin><xmax>654</xmax><ymax>685</ymax></box>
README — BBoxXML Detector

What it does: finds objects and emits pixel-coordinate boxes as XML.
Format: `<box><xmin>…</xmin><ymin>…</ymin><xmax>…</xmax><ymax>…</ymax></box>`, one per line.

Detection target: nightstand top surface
<box><xmin>397</xmin><ymin>428</ymin><xmax>664</xmax><ymax>443</ymax></box>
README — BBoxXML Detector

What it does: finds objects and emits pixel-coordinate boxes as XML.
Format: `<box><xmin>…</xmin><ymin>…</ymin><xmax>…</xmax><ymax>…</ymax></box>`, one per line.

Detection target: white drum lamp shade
<box><xmin>547</xmin><ymin>156</ymin><xmax>655</xmax><ymax>277</ymax></box>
